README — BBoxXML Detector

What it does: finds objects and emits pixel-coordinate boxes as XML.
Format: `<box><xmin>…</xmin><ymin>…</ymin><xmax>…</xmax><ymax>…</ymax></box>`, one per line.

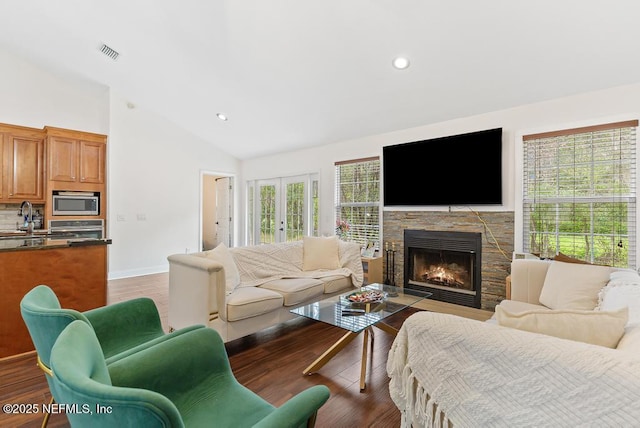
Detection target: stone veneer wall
<box><xmin>383</xmin><ymin>210</ymin><xmax>514</xmax><ymax>310</ymax></box>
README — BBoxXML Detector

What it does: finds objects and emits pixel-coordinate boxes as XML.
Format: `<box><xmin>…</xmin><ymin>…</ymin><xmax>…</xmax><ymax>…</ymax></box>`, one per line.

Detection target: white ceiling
<box><xmin>1</xmin><ymin>1</ymin><xmax>639</xmax><ymax>159</ymax></box>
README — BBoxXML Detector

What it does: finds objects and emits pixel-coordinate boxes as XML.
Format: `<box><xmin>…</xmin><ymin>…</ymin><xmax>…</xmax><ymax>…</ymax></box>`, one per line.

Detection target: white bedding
<box><xmin>387</xmin><ymin>311</ymin><xmax>640</xmax><ymax>427</ymax></box>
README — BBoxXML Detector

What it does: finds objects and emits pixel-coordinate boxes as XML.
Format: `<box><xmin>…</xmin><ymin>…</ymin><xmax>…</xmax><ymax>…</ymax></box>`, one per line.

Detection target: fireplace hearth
<box><xmin>404</xmin><ymin>229</ymin><xmax>482</xmax><ymax>308</ymax></box>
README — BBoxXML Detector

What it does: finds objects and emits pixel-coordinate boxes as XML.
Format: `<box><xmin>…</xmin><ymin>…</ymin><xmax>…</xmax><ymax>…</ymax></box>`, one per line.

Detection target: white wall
<box><xmin>107</xmin><ymin>91</ymin><xmax>239</xmax><ymax>278</ymax></box>
<box><xmin>242</xmin><ymin>83</ymin><xmax>640</xmax><ymax>257</ymax></box>
<box><xmin>0</xmin><ymin>47</ymin><xmax>240</xmax><ymax>279</ymax></box>
<box><xmin>0</xmin><ymin>48</ymin><xmax>109</xmax><ymax>133</ymax></box>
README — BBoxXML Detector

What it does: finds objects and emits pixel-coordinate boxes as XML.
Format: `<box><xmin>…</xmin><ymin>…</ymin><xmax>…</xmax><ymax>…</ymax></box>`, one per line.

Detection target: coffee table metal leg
<box><xmin>360</xmin><ymin>328</ymin><xmax>371</xmax><ymax>391</ymax></box>
<box><xmin>303</xmin><ymin>330</ymin><xmax>359</xmax><ymax>375</ymax></box>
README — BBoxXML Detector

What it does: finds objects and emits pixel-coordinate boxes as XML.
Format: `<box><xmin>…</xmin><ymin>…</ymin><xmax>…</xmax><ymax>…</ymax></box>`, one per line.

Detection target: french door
<box><xmin>249</xmin><ymin>174</ymin><xmax>318</xmax><ymax>244</ymax></box>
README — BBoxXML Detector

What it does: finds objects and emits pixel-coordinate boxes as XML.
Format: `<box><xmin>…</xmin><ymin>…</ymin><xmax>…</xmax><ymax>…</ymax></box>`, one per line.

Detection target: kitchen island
<box><xmin>0</xmin><ymin>235</ymin><xmax>112</xmax><ymax>358</ymax></box>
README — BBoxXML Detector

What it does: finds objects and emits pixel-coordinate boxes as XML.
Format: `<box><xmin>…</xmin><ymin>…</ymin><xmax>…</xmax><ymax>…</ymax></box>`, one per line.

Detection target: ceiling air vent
<box><xmin>99</xmin><ymin>43</ymin><xmax>120</xmax><ymax>61</ymax></box>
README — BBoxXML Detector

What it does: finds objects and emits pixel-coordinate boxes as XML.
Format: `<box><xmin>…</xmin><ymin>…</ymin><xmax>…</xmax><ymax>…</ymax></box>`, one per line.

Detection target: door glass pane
<box><xmin>286</xmin><ymin>182</ymin><xmax>304</xmax><ymax>242</ymax></box>
<box><xmin>260</xmin><ymin>184</ymin><xmax>277</xmax><ymax>244</ymax></box>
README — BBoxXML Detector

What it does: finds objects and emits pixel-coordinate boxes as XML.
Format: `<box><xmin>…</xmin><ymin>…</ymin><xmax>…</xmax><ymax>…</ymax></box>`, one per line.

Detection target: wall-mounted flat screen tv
<box><xmin>383</xmin><ymin>128</ymin><xmax>502</xmax><ymax>206</ymax></box>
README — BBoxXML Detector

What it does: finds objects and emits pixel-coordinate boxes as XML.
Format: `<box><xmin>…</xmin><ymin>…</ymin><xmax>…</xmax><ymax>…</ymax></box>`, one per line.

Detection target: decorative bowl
<box><xmin>346</xmin><ymin>289</ymin><xmax>386</xmax><ymax>304</ymax></box>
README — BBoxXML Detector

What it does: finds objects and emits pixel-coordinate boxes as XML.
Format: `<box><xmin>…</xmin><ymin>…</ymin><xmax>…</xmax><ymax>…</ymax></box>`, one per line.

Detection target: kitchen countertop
<box><xmin>0</xmin><ymin>234</ymin><xmax>112</xmax><ymax>252</ymax></box>
<box><xmin>0</xmin><ymin>229</ymin><xmax>51</xmax><ymax>236</ymax></box>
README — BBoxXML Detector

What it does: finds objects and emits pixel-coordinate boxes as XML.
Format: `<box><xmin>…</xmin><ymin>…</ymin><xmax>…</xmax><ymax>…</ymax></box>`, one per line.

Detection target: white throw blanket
<box><xmin>387</xmin><ymin>312</ymin><xmax>640</xmax><ymax>428</ymax></box>
<box><xmin>231</xmin><ymin>240</ymin><xmax>364</xmax><ymax>288</ymax></box>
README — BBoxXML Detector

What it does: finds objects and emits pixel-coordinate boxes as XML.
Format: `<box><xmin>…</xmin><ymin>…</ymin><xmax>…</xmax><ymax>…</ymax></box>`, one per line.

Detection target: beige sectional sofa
<box><xmin>494</xmin><ymin>259</ymin><xmax>639</xmax><ymax>348</ymax></box>
<box><xmin>388</xmin><ymin>258</ymin><xmax>640</xmax><ymax>427</ymax></box>
<box><xmin>168</xmin><ymin>237</ymin><xmax>363</xmax><ymax>342</ymax></box>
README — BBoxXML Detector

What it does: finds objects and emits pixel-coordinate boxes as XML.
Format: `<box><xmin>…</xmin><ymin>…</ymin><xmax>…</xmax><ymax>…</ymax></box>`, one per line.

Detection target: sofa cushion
<box><xmin>261</xmin><ymin>278</ymin><xmax>324</xmax><ymax>306</ymax></box>
<box><xmin>538</xmin><ymin>260</ymin><xmax>613</xmax><ymax>310</ymax></box>
<box><xmin>302</xmin><ymin>236</ymin><xmax>341</xmax><ymax>271</ymax></box>
<box><xmin>206</xmin><ymin>243</ymin><xmax>241</xmax><ymax>295</ymax></box>
<box><xmin>496</xmin><ymin>306</ymin><xmax>628</xmax><ymax>348</ymax></box>
<box><xmin>225</xmin><ymin>287</ymin><xmax>283</xmax><ymax>322</ymax></box>
<box><xmin>318</xmin><ymin>275</ymin><xmax>352</xmax><ymax>294</ymax></box>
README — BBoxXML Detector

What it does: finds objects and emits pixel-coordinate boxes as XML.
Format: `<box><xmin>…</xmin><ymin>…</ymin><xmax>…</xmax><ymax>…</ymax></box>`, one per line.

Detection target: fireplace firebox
<box><xmin>404</xmin><ymin>229</ymin><xmax>482</xmax><ymax>308</ymax></box>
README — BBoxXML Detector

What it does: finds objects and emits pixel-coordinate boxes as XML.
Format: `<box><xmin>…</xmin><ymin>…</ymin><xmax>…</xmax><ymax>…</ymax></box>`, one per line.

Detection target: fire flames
<box><xmin>420</xmin><ymin>264</ymin><xmax>466</xmax><ymax>288</ymax></box>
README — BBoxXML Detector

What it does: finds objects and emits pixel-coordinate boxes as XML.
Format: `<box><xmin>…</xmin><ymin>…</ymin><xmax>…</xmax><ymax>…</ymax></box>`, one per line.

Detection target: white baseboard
<box><xmin>108</xmin><ymin>265</ymin><xmax>168</xmax><ymax>280</ymax></box>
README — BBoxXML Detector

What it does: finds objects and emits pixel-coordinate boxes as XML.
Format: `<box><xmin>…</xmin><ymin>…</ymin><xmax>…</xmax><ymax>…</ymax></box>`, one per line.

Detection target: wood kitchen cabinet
<box><xmin>0</xmin><ymin>127</ymin><xmax>45</xmax><ymax>203</ymax></box>
<box><xmin>49</xmin><ymin>135</ymin><xmax>105</xmax><ymax>184</ymax></box>
<box><xmin>0</xmin><ymin>243</ymin><xmax>108</xmax><ymax>358</ymax></box>
<box><xmin>45</xmin><ymin>127</ymin><xmax>107</xmax><ymax>224</ymax></box>
<box><xmin>0</xmin><ymin>122</ymin><xmax>108</xmax><ymax>225</ymax></box>
<box><xmin>79</xmin><ymin>140</ymin><xmax>106</xmax><ymax>184</ymax></box>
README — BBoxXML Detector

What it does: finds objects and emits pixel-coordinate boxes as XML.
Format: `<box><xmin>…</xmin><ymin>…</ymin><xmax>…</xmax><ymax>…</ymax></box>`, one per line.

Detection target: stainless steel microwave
<box><xmin>52</xmin><ymin>193</ymin><xmax>99</xmax><ymax>216</ymax></box>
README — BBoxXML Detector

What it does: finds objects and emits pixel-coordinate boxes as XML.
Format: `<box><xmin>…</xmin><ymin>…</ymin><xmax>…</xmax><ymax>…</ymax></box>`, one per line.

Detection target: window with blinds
<box><xmin>523</xmin><ymin>120</ymin><xmax>637</xmax><ymax>268</ymax></box>
<box><xmin>335</xmin><ymin>157</ymin><xmax>380</xmax><ymax>249</ymax></box>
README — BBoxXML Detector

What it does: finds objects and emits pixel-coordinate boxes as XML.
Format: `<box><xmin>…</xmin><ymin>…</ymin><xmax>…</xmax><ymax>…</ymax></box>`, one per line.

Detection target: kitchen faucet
<box><xmin>20</xmin><ymin>200</ymin><xmax>34</xmax><ymax>235</ymax></box>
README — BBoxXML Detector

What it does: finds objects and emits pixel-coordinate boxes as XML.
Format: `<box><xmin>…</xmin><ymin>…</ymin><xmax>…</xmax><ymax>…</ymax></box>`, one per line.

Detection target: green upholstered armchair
<box><xmin>20</xmin><ymin>285</ymin><xmax>204</xmax><ymax>426</ymax></box>
<box><xmin>50</xmin><ymin>321</ymin><xmax>330</xmax><ymax>428</ymax></box>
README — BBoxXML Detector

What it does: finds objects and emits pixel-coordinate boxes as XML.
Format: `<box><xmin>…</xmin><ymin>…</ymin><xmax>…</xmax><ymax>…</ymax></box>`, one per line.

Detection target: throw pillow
<box><xmin>597</xmin><ymin>282</ymin><xmax>640</xmax><ymax>327</ymax></box>
<box><xmin>302</xmin><ymin>236</ymin><xmax>341</xmax><ymax>271</ymax></box>
<box><xmin>607</xmin><ymin>269</ymin><xmax>640</xmax><ymax>285</ymax></box>
<box><xmin>496</xmin><ymin>306</ymin><xmax>628</xmax><ymax>348</ymax></box>
<box><xmin>538</xmin><ymin>261</ymin><xmax>612</xmax><ymax>310</ymax></box>
<box><xmin>207</xmin><ymin>243</ymin><xmax>241</xmax><ymax>295</ymax></box>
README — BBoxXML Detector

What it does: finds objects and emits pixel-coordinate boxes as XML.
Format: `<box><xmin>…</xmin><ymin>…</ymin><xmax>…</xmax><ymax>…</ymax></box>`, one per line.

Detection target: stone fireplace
<box><xmin>404</xmin><ymin>229</ymin><xmax>482</xmax><ymax>308</ymax></box>
<box><xmin>383</xmin><ymin>210</ymin><xmax>514</xmax><ymax>310</ymax></box>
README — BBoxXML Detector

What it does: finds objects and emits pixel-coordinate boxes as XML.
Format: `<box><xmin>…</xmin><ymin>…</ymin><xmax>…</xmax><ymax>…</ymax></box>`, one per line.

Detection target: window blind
<box><xmin>335</xmin><ymin>157</ymin><xmax>380</xmax><ymax>248</ymax></box>
<box><xmin>523</xmin><ymin>120</ymin><xmax>637</xmax><ymax>267</ymax></box>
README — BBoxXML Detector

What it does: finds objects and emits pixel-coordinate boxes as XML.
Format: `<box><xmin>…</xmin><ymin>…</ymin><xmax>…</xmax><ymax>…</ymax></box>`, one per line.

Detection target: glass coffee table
<box><xmin>290</xmin><ymin>283</ymin><xmax>431</xmax><ymax>390</ymax></box>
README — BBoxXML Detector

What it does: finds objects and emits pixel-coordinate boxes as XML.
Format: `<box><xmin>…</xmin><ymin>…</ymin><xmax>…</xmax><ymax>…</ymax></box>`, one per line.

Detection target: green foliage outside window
<box><xmin>286</xmin><ymin>182</ymin><xmax>305</xmax><ymax>242</ymax></box>
<box><xmin>524</xmin><ymin>124</ymin><xmax>636</xmax><ymax>268</ymax></box>
<box><xmin>335</xmin><ymin>158</ymin><xmax>380</xmax><ymax>248</ymax></box>
<box><xmin>260</xmin><ymin>185</ymin><xmax>276</xmax><ymax>244</ymax></box>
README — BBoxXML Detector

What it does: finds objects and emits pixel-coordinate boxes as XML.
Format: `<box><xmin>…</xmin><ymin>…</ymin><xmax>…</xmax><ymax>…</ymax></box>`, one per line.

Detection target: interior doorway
<box><xmin>201</xmin><ymin>171</ymin><xmax>234</xmax><ymax>251</ymax></box>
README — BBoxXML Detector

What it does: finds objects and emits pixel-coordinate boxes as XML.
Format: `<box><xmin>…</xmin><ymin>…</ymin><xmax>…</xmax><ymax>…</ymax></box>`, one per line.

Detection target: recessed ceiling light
<box><xmin>392</xmin><ymin>57</ymin><xmax>410</xmax><ymax>70</ymax></box>
<box><xmin>216</xmin><ymin>113</ymin><xmax>228</xmax><ymax>121</ymax></box>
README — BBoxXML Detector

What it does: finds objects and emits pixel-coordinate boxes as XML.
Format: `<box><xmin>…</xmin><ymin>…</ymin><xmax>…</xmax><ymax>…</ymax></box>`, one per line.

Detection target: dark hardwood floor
<box><xmin>0</xmin><ymin>273</ymin><xmax>418</xmax><ymax>427</ymax></box>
